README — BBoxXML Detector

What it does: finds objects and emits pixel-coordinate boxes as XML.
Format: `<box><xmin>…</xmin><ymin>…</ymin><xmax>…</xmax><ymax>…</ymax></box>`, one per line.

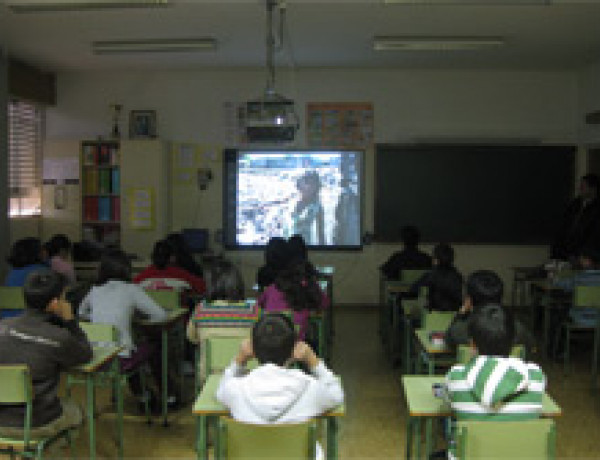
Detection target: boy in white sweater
<box><xmin>216</xmin><ymin>313</ymin><xmax>344</xmax><ymax>424</ymax></box>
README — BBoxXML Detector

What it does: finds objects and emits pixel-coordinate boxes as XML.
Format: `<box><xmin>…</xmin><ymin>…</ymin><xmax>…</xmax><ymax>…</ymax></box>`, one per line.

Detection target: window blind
<box><xmin>8</xmin><ymin>99</ymin><xmax>42</xmax><ymax>216</ymax></box>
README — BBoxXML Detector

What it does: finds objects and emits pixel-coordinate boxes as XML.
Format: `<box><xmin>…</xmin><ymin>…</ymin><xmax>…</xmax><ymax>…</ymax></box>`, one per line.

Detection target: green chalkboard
<box><xmin>375</xmin><ymin>144</ymin><xmax>576</xmax><ymax>244</ymax></box>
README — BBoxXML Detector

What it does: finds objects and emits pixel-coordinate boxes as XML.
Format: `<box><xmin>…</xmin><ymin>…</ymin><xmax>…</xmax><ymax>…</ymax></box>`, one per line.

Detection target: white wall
<box><xmin>43</xmin><ymin>67</ymin><xmax>580</xmax><ymax>304</ymax></box>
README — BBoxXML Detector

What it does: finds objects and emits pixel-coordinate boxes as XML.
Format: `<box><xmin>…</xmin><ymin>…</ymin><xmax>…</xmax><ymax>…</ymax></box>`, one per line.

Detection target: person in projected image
<box><xmin>291</xmin><ymin>170</ymin><xmax>325</xmax><ymax>245</ymax></box>
<box><xmin>334</xmin><ymin>176</ymin><xmax>360</xmax><ymax>246</ymax></box>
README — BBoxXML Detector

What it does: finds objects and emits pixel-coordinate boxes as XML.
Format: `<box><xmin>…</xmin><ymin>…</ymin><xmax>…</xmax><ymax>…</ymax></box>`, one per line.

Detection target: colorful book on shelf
<box><xmin>111</xmin><ymin>168</ymin><xmax>120</xmax><ymax>194</ymax></box>
<box><xmin>98</xmin><ymin>169</ymin><xmax>111</xmax><ymax>194</ymax></box>
<box><xmin>98</xmin><ymin>197</ymin><xmax>111</xmax><ymax>221</ymax></box>
<box><xmin>85</xmin><ymin>169</ymin><xmax>99</xmax><ymax>195</ymax></box>
<box><xmin>84</xmin><ymin>197</ymin><xmax>99</xmax><ymax>221</ymax></box>
<box><xmin>111</xmin><ymin>197</ymin><xmax>120</xmax><ymax>222</ymax></box>
<box><xmin>99</xmin><ymin>145</ymin><xmax>110</xmax><ymax>165</ymax></box>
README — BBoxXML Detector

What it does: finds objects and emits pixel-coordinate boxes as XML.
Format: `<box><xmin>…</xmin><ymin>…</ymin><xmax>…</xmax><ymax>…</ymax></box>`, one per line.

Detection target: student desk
<box><xmin>413</xmin><ymin>329</ymin><xmax>453</xmax><ymax>375</ymax></box>
<box><xmin>402</xmin><ymin>375</ymin><xmax>561</xmax><ymax>460</ymax></box>
<box><xmin>380</xmin><ymin>281</ymin><xmax>412</xmax><ymax>365</ymax></box>
<box><xmin>193</xmin><ymin>373</ymin><xmax>345</xmax><ymax>460</ymax></box>
<box><xmin>317</xmin><ymin>265</ymin><xmax>334</xmax><ymax>353</ymax></box>
<box><xmin>137</xmin><ymin>307</ymin><xmax>187</xmax><ymax>426</ymax></box>
<box><xmin>72</xmin><ymin>344</ymin><xmax>124</xmax><ymax>460</ymax></box>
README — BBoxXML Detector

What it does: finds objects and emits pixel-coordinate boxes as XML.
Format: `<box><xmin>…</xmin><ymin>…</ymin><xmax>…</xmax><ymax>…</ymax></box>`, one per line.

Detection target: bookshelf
<box><xmin>81</xmin><ymin>140</ymin><xmax>121</xmax><ymax>246</ymax></box>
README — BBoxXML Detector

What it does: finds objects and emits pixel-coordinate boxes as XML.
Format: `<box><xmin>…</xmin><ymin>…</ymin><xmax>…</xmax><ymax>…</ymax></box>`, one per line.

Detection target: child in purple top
<box><xmin>257</xmin><ymin>260</ymin><xmax>328</xmax><ymax>340</ymax></box>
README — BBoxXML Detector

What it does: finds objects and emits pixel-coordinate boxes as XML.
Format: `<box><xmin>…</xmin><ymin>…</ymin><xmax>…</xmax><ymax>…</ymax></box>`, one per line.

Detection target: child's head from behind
<box><xmin>275</xmin><ymin>260</ymin><xmax>321</xmax><ymax>312</ymax></box>
<box><xmin>7</xmin><ymin>237</ymin><xmax>42</xmax><ymax>268</ymax></box>
<box><xmin>152</xmin><ymin>239</ymin><xmax>175</xmax><ymax>270</ymax></box>
<box><xmin>466</xmin><ymin>270</ymin><xmax>503</xmax><ymax>309</ymax></box>
<box><xmin>206</xmin><ymin>259</ymin><xmax>244</xmax><ymax>302</ymax></box>
<box><xmin>432</xmin><ymin>243</ymin><xmax>454</xmax><ymax>269</ymax></box>
<box><xmin>24</xmin><ymin>268</ymin><xmax>67</xmax><ymax>311</ymax></box>
<box><xmin>400</xmin><ymin>225</ymin><xmax>420</xmax><ymax>249</ymax></box>
<box><xmin>97</xmin><ymin>249</ymin><xmax>132</xmax><ymax>285</ymax></box>
<box><xmin>47</xmin><ymin>234</ymin><xmax>72</xmax><ymax>258</ymax></box>
<box><xmin>468</xmin><ymin>304</ymin><xmax>514</xmax><ymax>357</ymax></box>
<box><xmin>288</xmin><ymin>234</ymin><xmax>307</xmax><ymax>263</ymax></box>
<box><xmin>252</xmin><ymin>313</ymin><xmax>297</xmax><ymax>366</ymax></box>
<box><xmin>264</xmin><ymin>237</ymin><xmax>289</xmax><ymax>270</ymax></box>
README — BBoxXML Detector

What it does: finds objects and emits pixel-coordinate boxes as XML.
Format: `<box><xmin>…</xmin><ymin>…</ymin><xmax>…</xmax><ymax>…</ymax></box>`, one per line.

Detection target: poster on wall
<box><xmin>128</xmin><ymin>188</ymin><xmax>155</xmax><ymax>230</ymax></box>
<box><xmin>306</xmin><ymin>102</ymin><xmax>374</xmax><ymax>148</ymax></box>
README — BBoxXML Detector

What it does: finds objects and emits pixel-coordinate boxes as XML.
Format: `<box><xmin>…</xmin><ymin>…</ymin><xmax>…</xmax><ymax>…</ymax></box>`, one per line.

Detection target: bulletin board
<box><xmin>307</xmin><ymin>102</ymin><xmax>374</xmax><ymax>147</ymax></box>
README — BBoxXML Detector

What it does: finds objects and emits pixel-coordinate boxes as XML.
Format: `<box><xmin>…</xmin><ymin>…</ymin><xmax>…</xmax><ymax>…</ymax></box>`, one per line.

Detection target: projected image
<box><xmin>235</xmin><ymin>151</ymin><xmax>361</xmax><ymax>247</ymax></box>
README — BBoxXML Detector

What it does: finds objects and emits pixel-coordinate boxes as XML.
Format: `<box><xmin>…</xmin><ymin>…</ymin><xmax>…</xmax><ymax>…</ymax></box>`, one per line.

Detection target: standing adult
<box><xmin>552</xmin><ymin>173</ymin><xmax>600</xmax><ymax>261</ymax></box>
<box><xmin>379</xmin><ymin>225</ymin><xmax>432</xmax><ymax>280</ymax></box>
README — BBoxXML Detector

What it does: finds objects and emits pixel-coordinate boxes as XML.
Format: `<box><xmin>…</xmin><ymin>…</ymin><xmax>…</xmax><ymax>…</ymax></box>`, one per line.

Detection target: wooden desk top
<box><xmin>415</xmin><ymin>329</ymin><xmax>451</xmax><ymax>355</ymax></box>
<box><xmin>402</xmin><ymin>375</ymin><xmax>561</xmax><ymax>418</ymax></box>
<box><xmin>75</xmin><ymin>344</ymin><xmax>122</xmax><ymax>373</ymax></box>
<box><xmin>193</xmin><ymin>373</ymin><xmax>345</xmax><ymax>417</ymax></box>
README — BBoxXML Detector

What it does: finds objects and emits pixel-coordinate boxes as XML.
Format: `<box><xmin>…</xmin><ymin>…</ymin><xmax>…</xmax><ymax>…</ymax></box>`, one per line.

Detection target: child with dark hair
<box><xmin>258</xmin><ymin>260</ymin><xmax>328</xmax><ymax>341</ymax></box>
<box><xmin>444</xmin><ymin>304</ymin><xmax>546</xmax><ymax>457</ymax></box>
<box><xmin>288</xmin><ymin>234</ymin><xmax>308</xmax><ymax>264</ymax></box>
<box><xmin>47</xmin><ymin>234</ymin><xmax>76</xmax><ymax>284</ymax></box>
<box><xmin>79</xmin><ymin>249</ymin><xmax>169</xmax><ymax>408</ymax></box>
<box><xmin>445</xmin><ymin>270</ymin><xmax>534</xmax><ymax>353</ymax></box>
<box><xmin>380</xmin><ymin>225</ymin><xmax>432</xmax><ymax>280</ymax></box>
<box><xmin>409</xmin><ymin>242</ymin><xmax>463</xmax><ymax>312</ymax></box>
<box><xmin>165</xmin><ymin>232</ymin><xmax>204</xmax><ymax>277</ymax></box>
<box><xmin>216</xmin><ymin>313</ymin><xmax>343</xmax><ymax>424</ymax></box>
<box><xmin>0</xmin><ymin>269</ymin><xmax>92</xmax><ymax>438</ymax></box>
<box><xmin>134</xmin><ymin>239</ymin><xmax>206</xmax><ymax>295</ymax></box>
<box><xmin>5</xmin><ymin>237</ymin><xmax>46</xmax><ymax>287</ymax></box>
<box><xmin>187</xmin><ymin>259</ymin><xmax>258</xmax><ymax>384</ymax></box>
<box><xmin>256</xmin><ymin>237</ymin><xmax>290</xmax><ymax>291</ymax></box>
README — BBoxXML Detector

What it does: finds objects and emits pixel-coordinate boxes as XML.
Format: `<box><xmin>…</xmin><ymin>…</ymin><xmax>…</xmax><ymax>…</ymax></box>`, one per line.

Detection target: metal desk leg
<box><xmin>406</xmin><ymin>417</ymin><xmax>413</xmax><ymax>459</ymax></box>
<box><xmin>415</xmin><ymin>418</ymin><xmax>422</xmax><ymax>459</ymax></box>
<box><xmin>404</xmin><ymin>318</ymin><xmax>412</xmax><ymax>374</ymax></box>
<box><xmin>196</xmin><ymin>415</ymin><xmax>206</xmax><ymax>460</ymax></box>
<box><xmin>86</xmin><ymin>375</ymin><xmax>96</xmax><ymax>460</ymax></box>
<box><xmin>326</xmin><ymin>417</ymin><xmax>338</xmax><ymax>460</ymax></box>
<box><xmin>425</xmin><ymin>418</ymin><xmax>433</xmax><ymax>459</ymax></box>
<box><xmin>428</xmin><ymin>356</ymin><xmax>435</xmax><ymax>376</ymax></box>
<box><xmin>162</xmin><ymin>328</ymin><xmax>169</xmax><ymax>427</ymax></box>
<box><xmin>179</xmin><ymin>323</ymin><xmax>185</xmax><ymax>405</ymax></box>
<box><xmin>543</xmin><ymin>303</ymin><xmax>550</xmax><ymax>359</ymax></box>
<box><xmin>113</xmin><ymin>361</ymin><xmax>124</xmax><ymax>459</ymax></box>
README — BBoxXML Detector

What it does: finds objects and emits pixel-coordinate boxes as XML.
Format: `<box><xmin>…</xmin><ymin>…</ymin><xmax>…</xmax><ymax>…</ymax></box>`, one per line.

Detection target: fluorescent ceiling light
<box><xmin>7</xmin><ymin>0</ymin><xmax>169</xmax><ymax>13</ymax></box>
<box><xmin>373</xmin><ymin>36</ymin><xmax>505</xmax><ymax>51</ymax></box>
<box><xmin>92</xmin><ymin>38</ymin><xmax>217</xmax><ymax>54</ymax></box>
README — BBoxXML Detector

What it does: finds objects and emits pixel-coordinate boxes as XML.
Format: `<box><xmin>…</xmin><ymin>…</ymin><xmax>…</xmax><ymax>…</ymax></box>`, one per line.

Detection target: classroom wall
<box><xmin>42</xmin><ymin>67</ymin><xmax>581</xmax><ymax>304</ymax></box>
<box><xmin>578</xmin><ymin>61</ymin><xmax>600</xmax><ymax>146</ymax></box>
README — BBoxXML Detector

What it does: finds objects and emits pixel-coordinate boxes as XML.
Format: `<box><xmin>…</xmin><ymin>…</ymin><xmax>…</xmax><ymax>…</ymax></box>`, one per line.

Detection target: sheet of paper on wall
<box><xmin>176</xmin><ymin>144</ymin><xmax>195</xmax><ymax>169</ymax></box>
<box><xmin>43</xmin><ymin>158</ymin><xmax>80</xmax><ymax>183</ymax></box>
<box><xmin>129</xmin><ymin>188</ymin><xmax>155</xmax><ymax>230</ymax></box>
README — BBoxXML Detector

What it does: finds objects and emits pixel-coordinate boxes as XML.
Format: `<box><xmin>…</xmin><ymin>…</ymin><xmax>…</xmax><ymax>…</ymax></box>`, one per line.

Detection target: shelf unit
<box><xmin>81</xmin><ymin>140</ymin><xmax>121</xmax><ymax>246</ymax></box>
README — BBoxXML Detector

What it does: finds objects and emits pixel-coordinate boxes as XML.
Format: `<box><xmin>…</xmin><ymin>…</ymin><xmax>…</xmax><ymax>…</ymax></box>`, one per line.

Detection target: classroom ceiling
<box><xmin>1</xmin><ymin>1</ymin><xmax>600</xmax><ymax>73</ymax></box>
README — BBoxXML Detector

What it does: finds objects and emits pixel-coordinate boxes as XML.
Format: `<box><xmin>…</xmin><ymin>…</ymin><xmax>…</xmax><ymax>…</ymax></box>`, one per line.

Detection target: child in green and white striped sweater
<box><xmin>445</xmin><ymin>304</ymin><xmax>546</xmax><ymax>457</ymax></box>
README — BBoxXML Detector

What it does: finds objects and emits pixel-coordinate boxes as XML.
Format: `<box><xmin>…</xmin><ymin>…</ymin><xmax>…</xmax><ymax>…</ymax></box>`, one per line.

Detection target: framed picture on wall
<box><xmin>129</xmin><ymin>110</ymin><xmax>157</xmax><ymax>139</ymax></box>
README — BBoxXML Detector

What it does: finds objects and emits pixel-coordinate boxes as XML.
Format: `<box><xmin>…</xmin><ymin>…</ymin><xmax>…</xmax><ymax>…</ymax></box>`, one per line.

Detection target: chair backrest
<box><xmin>456</xmin><ymin>344</ymin><xmax>526</xmax><ymax>365</ymax></box>
<box><xmin>217</xmin><ymin>417</ymin><xmax>316</xmax><ymax>459</ymax></box>
<box><xmin>573</xmin><ymin>285</ymin><xmax>600</xmax><ymax>309</ymax></box>
<box><xmin>456</xmin><ymin>419</ymin><xmax>556</xmax><ymax>459</ymax></box>
<box><xmin>422</xmin><ymin>311</ymin><xmax>455</xmax><ymax>331</ymax></box>
<box><xmin>0</xmin><ymin>365</ymin><xmax>33</xmax><ymax>445</ymax></box>
<box><xmin>80</xmin><ymin>321</ymin><xmax>118</xmax><ymax>343</ymax></box>
<box><xmin>401</xmin><ymin>269</ymin><xmax>428</xmax><ymax>285</ymax></box>
<box><xmin>145</xmin><ymin>289</ymin><xmax>180</xmax><ymax>310</ymax></box>
<box><xmin>206</xmin><ymin>336</ymin><xmax>257</xmax><ymax>374</ymax></box>
<box><xmin>0</xmin><ymin>286</ymin><xmax>26</xmax><ymax>310</ymax></box>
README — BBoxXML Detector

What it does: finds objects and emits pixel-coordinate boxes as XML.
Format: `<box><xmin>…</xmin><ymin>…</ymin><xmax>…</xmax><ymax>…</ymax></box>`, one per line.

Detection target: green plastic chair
<box><xmin>455</xmin><ymin>419</ymin><xmax>556</xmax><ymax>459</ymax></box>
<box><xmin>216</xmin><ymin>416</ymin><xmax>317</xmax><ymax>459</ymax></box>
<box><xmin>0</xmin><ymin>286</ymin><xmax>26</xmax><ymax>319</ymax></box>
<box><xmin>145</xmin><ymin>289</ymin><xmax>180</xmax><ymax>310</ymax></box>
<box><xmin>67</xmin><ymin>322</ymin><xmax>151</xmax><ymax>423</ymax></box>
<box><xmin>421</xmin><ymin>311</ymin><xmax>455</xmax><ymax>331</ymax></box>
<box><xmin>456</xmin><ymin>344</ymin><xmax>526</xmax><ymax>365</ymax></box>
<box><xmin>556</xmin><ymin>285</ymin><xmax>600</xmax><ymax>380</ymax></box>
<box><xmin>0</xmin><ymin>365</ymin><xmax>76</xmax><ymax>459</ymax></box>
<box><xmin>205</xmin><ymin>336</ymin><xmax>258</xmax><ymax>376</ymax></box>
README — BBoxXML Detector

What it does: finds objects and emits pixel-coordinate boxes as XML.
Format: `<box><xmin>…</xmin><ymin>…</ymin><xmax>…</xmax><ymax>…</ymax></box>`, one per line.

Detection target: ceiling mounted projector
<box><xmin>243</xmin><ymin>0</ymin><xmax>299</xmax><ymax>144</ymax></box>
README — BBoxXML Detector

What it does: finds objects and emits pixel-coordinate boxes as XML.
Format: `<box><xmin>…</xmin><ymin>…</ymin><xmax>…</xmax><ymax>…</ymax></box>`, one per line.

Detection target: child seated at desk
<box><xmin>258</xmin><ymin>259</ymin><xmax>328</xmax><ymax>344</ymax></box>
<box><xmin>5</xmin><ymin>237</ymin><xmax>46</xmax><ymax>287</ymax></box>
<box><xmin>442</xmin><ymin>305</ymin><xmax>546</xmax><ymax>458</ymax></box>
<box><xmin>79</xmin><ymin>249</ymin><xmax>170</xmax><ymax>410</ymax></box>
<box><xmin>0</xmin><ymin>269</ymin><xmax>92</xmax><ymax>438</ymax></box>
<box><xmin>47</xmin><ymin>234</ymin><xmax>76</xmax><ymax>285</ymax></box>
<box><xmin>445</xmin><ymin>270</ymin><xmax>535</xmax><ymax>354</ymax></box>
<box><xmin>187</xmin><ymin>260</ymin><xmax>258</xmax><ymax>383</ymax></box>
<box><xmin>216</xmin><ymin>313</ymin><xmax>344</xmax><ymax>423</ymax></box>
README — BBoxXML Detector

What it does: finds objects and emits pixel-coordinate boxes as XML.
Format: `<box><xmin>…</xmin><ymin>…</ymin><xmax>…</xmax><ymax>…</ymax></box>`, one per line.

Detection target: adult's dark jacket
<box><xmin>552</xmin><ymin>196</ymin><xmax>600</xmax><ymax>260</ymax></box>
<box><xmin>0</xmin><ymin>309</ymin><xmax>92</xmax><ymax>428</ymax></box>
<box><xmin>409</xmin><ymin>267</ymin><xmax>463</xmax><ymax>312</ymax></box>
<box><xmin>380</xmin><ymin>248</ymin><xmax>432</xmax><ymax>280</ymax></box>
<box><xmin>445</xmin><ymin>305</ymin><xmax>535</xmax><ymax>353</ymax></box>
